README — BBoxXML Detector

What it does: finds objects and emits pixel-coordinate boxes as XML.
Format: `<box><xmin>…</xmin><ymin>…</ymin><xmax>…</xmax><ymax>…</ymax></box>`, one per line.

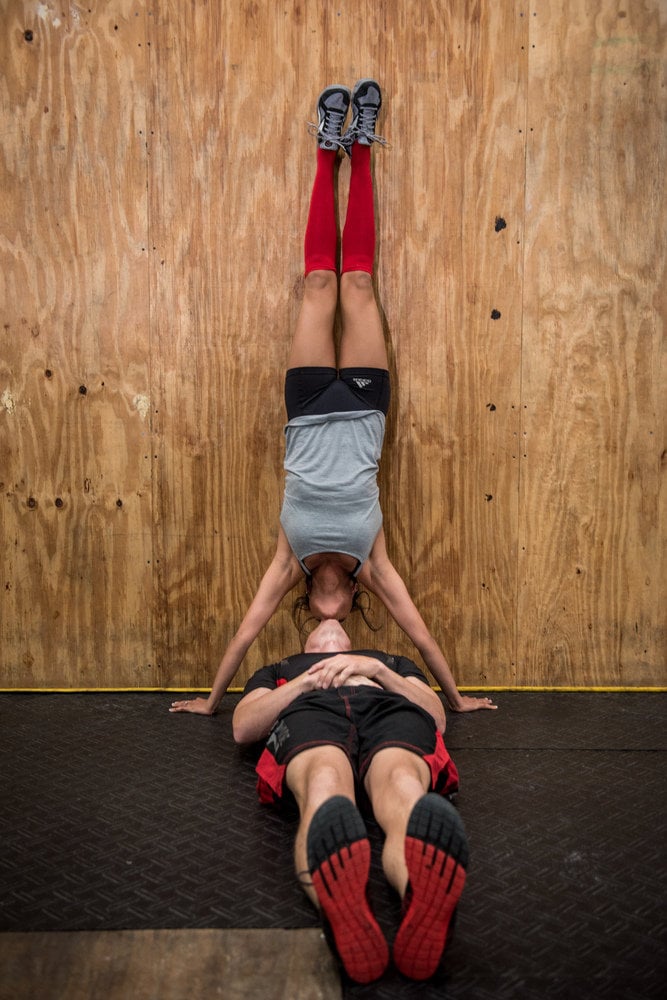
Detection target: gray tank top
<box><xmin>280</xmin><ymin>409</ymin><xmax>386</xmax><ymax>574</ymax></box>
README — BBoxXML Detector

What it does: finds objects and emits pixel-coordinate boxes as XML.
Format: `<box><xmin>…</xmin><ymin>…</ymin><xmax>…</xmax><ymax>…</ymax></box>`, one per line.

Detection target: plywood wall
<box><xmin>1</xmin><ymin>0</ymin><xmax>664</xmax><ymax>690</ymax></box>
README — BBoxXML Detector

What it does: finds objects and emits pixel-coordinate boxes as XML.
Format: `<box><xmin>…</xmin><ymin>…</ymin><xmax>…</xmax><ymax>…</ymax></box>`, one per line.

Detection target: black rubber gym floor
<box><xmin>1</xmin><ymin>690</ymin><xmax>665</xmax><ymax>999</ymax></box>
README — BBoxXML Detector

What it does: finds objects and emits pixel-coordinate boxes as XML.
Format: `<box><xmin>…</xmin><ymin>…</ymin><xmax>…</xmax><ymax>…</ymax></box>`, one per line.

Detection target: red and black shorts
<box><xmin>255</xmin><ymin>685</ymin><xmax>459</xmax><ymax>805</ymax></box>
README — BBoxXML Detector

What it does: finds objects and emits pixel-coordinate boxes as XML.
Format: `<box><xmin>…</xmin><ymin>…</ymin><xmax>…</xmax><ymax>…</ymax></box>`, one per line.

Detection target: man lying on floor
<box><xmin>232</xmin><ymin>618</ymin><xmax>469</xmax><ymax>984</ymax></box>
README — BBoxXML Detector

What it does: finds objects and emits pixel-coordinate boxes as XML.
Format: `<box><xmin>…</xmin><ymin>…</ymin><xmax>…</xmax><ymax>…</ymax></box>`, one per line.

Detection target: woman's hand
<box><xmin>169</xmin><ymin>697</ymin><xmax>216</xmax><ymax>715</ymax></box>
<box><xmin>448</xmin><ymin>694</ymin><xmax>497</xmax><ymax>712</ymax></box>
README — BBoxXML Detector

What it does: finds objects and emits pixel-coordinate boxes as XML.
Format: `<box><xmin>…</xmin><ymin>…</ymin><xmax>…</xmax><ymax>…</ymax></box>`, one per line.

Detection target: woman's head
<box><xmin>292</xmin><ymin>569</ymin><xmax>379</xmax><ymax>645</ymax></box>
<box><xmin>307</xmin><ymin>581</ymin><xmax>357</xmax><ymax>621</ymax></box>
<box><xmin>306</xmin><ymin>561</ymin><xmax>358</xmax><ymax>622</ymax></box>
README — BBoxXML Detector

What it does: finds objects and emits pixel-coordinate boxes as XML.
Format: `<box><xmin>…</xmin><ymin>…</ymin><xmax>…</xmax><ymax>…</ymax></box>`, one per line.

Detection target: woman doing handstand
<box><xmin>171</xmin><ymin>80</ymin><xmax>495</xmax><ymax>716</ymax></box>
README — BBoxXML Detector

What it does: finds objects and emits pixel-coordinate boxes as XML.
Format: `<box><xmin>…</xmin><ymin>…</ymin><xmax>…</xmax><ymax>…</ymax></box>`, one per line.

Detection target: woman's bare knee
<box><xmin>304</xmin><ymin>269</ymin><xmax>338</xmax><ymax>299</ymax></box>
<box><xmin>340</xmin><ymin>270</ymin><xmax>374</xmax><ymax>301</ymax></box>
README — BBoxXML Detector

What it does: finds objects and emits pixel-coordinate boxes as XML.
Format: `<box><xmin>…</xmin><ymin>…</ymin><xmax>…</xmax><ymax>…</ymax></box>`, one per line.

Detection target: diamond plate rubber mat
<box><xmin>1</xmin><ymin>691</ymin><xmax>665</xmax><ymax>1000</ymax></box>
<box><xmin>0</xmin><ymin>693</ymin><xmax>313</xmax><ymax>932</ymax></box>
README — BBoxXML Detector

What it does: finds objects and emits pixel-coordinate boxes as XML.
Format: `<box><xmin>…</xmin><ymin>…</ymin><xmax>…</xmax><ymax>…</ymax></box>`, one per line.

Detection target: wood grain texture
<box><xmin>1</xmin><ymin>1</ymin><xmax>154</xmax><ymax>686</ymax></box>
<box><xmin>518</xmin><ymin>0</ymin><xmax>666</xmax><ymax>685</ymax></box>
<box><xmin>375</xmin><ymin>2</ymin><xmax>528</xmax><ymax>685</ymax></box>
<box><xmin>1</xmin><ymin>1</ymin><xmax>664</xmax><ymax>689</ymax></box>
<box><xmin>0</xmin><ymin>929</ymin><xmax>341</xmax><ymax>1000</ymax></box>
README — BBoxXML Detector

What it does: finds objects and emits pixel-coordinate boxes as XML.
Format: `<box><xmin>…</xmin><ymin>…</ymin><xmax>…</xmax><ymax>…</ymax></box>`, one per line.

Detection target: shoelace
<box><xmin>347</xmin><ymin>105</ymin><xmax>389</xmax><ymax>147</ymax></box>
<box><xmin>307</xmin><ymin>106</ymin><xmax>349</xmax><ymax>149</ymax></box>
<box><xmin>322</xmin><ymin>105</ymin><xmax>348</xmax><ymax>136</ymax></box>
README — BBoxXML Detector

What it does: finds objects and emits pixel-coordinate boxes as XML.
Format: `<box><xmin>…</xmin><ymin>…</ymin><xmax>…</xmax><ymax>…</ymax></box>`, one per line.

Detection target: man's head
<box><xmin>304</xmin><ymin>618</ymin><xmax>352</xmax><ymax>654</ymax></box>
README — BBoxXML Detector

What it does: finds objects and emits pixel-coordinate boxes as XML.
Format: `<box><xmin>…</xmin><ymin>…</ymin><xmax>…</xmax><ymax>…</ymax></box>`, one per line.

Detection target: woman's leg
<box><xmin>338</xmin><ymin>138</ymin><xmax>388</xmax><ymax>370</ymax></box>
<box><xmin>288</xmin><ymin>144</ymin><xmax>339</xmax><ymax>369</ymax></box>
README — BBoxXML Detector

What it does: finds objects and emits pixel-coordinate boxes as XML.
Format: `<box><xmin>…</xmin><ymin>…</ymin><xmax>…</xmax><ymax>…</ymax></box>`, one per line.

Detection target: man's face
<box><xmin>304</xmin><ymin>618</ymin><xmax>352</xmax><ymax>654</ymax></box>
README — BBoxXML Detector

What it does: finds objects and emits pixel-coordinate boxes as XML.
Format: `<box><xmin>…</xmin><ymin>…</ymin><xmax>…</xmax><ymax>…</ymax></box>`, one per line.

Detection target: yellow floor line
<box><xmin>0</xmin><ymin>686</ymin><xmax>664</xmax><ymax>694</ymax></box>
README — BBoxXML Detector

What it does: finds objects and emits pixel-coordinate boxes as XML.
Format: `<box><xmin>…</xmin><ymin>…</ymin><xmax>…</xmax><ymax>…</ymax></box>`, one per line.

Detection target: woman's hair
<box><xmin>292</xmin><ymin>588</ymin><xmax>380</xmax><ymax>643</ymax></box>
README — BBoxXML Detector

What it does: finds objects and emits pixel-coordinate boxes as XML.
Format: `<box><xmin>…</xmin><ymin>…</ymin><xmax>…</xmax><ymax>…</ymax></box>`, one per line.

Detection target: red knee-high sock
<box><xmin>304</xmin><ymin>148</ymin><xmax>338</xmax><ymax>275</ymax></box>
<box><xmin>341</xmin><ymin>144</ymin><xmax>375</xmax><ymax>275</ymax></box>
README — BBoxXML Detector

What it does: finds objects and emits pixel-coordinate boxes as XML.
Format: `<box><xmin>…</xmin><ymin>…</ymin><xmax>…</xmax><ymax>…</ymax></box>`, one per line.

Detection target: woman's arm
<box><xmin>170</xmin><ymin>527</ymin><xmax>302</xmax><ymax>715</ymax></box>
<box><xmin>359</xmin><ymin>529</ymin><xmax>496</xmax><ymax>712</ymax></box>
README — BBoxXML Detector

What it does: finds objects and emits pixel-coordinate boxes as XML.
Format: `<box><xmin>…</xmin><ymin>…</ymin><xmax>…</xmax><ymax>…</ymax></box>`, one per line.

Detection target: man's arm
<box><xmin>232</xmin><ymin>672</ymin><xmax>319</xmax><ymax>744</ymax></box>
<box><xmin>360</xmin><ymin>529</ymin><xmax>496</xmax><ymax>712</ymax></box>
<box><xmin>170</xmin><ymin>527</ymin><xmax>302</xmax><ymax>715</ymax></box>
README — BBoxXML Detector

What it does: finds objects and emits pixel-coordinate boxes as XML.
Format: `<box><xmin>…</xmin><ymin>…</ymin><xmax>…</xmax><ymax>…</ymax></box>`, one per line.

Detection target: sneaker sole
<box><xmin>307</xmin><ymin>796</ymin><xmax>389</xmax><ymax>984</ymax></box>
<box><xmin>393</xmin><ymin>794</ymin><xmax>468</xmax><ymax>981</ymax></box>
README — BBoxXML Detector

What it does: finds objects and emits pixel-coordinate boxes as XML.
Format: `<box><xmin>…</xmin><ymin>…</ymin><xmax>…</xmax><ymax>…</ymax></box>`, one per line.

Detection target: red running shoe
<box><xmin>307</xmin><ymin>796</ymin><xmax>389</xmax><ymax>984</ymax></box>
<box><xmin>393</xmin><ymin>794</ymin><xmax>469</xmax><ymax>980</ymax></box>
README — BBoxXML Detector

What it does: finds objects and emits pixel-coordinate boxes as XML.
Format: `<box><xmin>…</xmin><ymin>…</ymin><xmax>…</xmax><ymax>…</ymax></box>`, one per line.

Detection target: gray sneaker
<box><xmin>308</xmin><ymin>85</ymin><xmax>351</xmax><ymax>151</ymax></box>
<box><xmin>343</xmin><ymin>78</ymin><xmax>388</xmax><ymax>151</ymax></box>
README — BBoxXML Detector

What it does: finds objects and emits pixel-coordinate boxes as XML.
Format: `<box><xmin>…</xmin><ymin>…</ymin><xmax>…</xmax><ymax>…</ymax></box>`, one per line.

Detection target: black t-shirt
<box><xmin>243</xmin><ymin>650</ymin><xmax>429</xmax><ymax>694</ymax></box>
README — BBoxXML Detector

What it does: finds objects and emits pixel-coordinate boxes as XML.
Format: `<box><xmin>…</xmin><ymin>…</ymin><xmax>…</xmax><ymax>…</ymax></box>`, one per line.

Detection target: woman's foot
<box><xmin>343</xmin><ymin>79</ymin><xmax>388</xmax><ymax>150</ymax></box>
<box><xmin>309</xmin><ymin>85</ymin><xmax>351</xmax><ymax>151</ymax></box>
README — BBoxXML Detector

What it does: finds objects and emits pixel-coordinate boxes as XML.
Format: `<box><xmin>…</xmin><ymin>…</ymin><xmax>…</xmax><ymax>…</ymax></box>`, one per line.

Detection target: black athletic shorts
<box><xmin>285</xmin><ymin>366</ymin><xmax>391</xmax><ymax>420</ymax></box>
<box><xmin>255</xmin><ymin>685</ymin><xmax>459</xmax><ymax>805</ymax></box>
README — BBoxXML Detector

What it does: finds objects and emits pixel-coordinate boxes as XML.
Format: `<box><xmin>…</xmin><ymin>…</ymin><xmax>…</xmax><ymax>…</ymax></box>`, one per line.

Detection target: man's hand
<box><xmin>169</xmin><ymin>697</ymin><xmax>216</xmax><ymax>715</ymax></box>
<box><xmin>308</xmin><ymin>654</ymin><xmax>385</xmax><ymax>689</ymax></box>
<box><xmin>448</xmin><ymin>694</ymin><xmax>497</xmax><ymax>712</ymax></box>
